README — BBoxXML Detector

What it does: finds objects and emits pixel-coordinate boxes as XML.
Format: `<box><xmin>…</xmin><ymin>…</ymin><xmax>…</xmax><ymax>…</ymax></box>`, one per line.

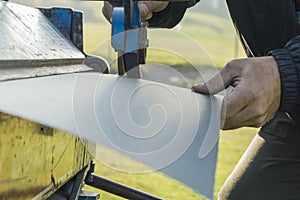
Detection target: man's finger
<box><xmin>223</xmin><ymin>91</ymin><xmax>279</xmax><ymax>130</ymax></box>
<box><xmin>138</xmin><ymin>2</ymin><xmax>168</xmax><ymax>21</ymax></box>
<box><xmin>138</xmin><ymin>3</ymin><xmax>154</xmax><ymax>21</ymax></box>
<box><xmin>139</xmin><ymin>1</ymin><xmax>168</xmax><ymax>12</ymax></box>
<box><xmin>192</xmin><ymin>65</ymin><xmax>236</xmax><ymax>94</ymax></box>
<box><xmin>223</xmin><ymin>104</ymin><xmax>266</xmax><ymax>130</ymax></box>
<box><xmin>223</xmin><ymin>85</ymin><xmax>250</xmax><ymax>120</ymax></box>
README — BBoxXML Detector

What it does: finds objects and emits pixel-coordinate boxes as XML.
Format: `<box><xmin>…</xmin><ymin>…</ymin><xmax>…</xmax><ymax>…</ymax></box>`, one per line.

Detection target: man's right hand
<box><xmin>192</xmin><ymin>57</ymin><xmax>281</xmax><ymax>130</ymax></box>
<box><xmin>102</xmin><ymin>1</ymin><xmax>168</xmax><ymax>23</ymax></box>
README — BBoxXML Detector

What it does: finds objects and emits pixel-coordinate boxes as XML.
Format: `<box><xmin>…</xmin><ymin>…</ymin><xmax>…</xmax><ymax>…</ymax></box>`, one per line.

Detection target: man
<box><xmin>103</xmin><ymin>1</ymin><xmax>300</xmax><ymax>199</ymax></box>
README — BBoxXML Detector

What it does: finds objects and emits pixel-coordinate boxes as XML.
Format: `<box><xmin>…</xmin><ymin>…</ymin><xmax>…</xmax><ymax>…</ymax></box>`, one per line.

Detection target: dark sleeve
<box><xmin>148</xmin><ymin>0</ymin><xmax>200</xmax><ymax>28</ymax></box>
<box><xmin>269</xmin><ymin>35</ymin><xmax>300</xmax><ymax>122</ymax></box>
<box><xmin>226</xmin><ymin>0</ymin><xmax>300</xmax><ymax>57</ymax></box>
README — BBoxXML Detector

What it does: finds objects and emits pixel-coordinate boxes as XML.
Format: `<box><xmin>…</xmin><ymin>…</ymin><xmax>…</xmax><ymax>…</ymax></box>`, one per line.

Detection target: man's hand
<box><xmin>192</xmin><ymin>57</ymin><xmax>281</xmax><ymax>130</ymax></box>
<box><xmin>102</xmin><ymin>1</ymin><xmax>168</xmax><ymax>23</ymax></box>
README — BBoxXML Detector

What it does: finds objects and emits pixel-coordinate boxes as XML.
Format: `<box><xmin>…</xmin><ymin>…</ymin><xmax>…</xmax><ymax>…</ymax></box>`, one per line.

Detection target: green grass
<box><xmin>83</xmin><ymin>10</ymin><xmax>246</xmax><ymax>68</ymax></box>
<box><xmin>215</xmin><ymin>128</ymin><xmax>257</xmax><ymax>198</ymax></box>
<box><xmin>82</xmin><ymin>10</ymin><xmax>256</xmax><ymax>200</ymax></box>
<box><xmin>84</xmin><ymin>146</ymin><xmax>207</xmax><ymax>200</ymax></box>
<box><xmin>84</xmin><ymin>128</ymin><xmax>257</xmax><ymax>200</ymax></box>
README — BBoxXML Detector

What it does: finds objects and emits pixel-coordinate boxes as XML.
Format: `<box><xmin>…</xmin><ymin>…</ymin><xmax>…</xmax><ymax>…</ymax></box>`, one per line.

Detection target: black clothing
<box><xmin>270</xmin><ymin>36</ymin><xmax>300</xmax><ymax>123</ymax></box>
<box><xmin>226</xmin><ymin>0</ymin><xmax>300</xmax><ymax>57</ymax></box>
<box><xmin>148</xmin><ymin>2</ymin><xmax>189</xmax><ymax>28</ymax></box>
<box><xmin>219</xmin><ymin>112</ymin><xmax>300</xmax><ymax>200</ymax></box>
<box><xmin>149</xmin><ymin>0</ymin><xmax>300</xmax><ymax>124</ymax></box>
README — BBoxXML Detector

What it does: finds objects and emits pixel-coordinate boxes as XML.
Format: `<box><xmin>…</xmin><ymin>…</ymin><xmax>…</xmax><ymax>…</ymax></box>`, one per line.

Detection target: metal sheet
<box><xmin>0</xmin><ymin>2</ymin><xmax>85</xmax><ymax>67</ymax></box>
<box><xmin>0</xmin><ymin>2</ymin><xmax>91</xmax><ymax>82</ymax></box>
<box><xmin>0</xmin><ymin>73</ymin><xmax>222</xmax><ymax>199</ymax></box>
<box><xmin>0</xmin><ymin>64</ymin><xmax>92</xmax><ymax>82</ymax></box>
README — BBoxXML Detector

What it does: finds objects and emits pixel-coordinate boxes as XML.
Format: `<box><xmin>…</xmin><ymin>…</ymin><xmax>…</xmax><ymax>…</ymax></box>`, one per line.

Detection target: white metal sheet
<box><xmin>0</xmin><ymin>73</ymin><xmax>222</xmax><ymax>199</ymax></box>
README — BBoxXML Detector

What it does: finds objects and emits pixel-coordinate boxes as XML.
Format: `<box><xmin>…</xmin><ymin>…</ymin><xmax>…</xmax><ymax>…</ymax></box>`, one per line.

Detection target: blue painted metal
<box><xmin>132</xmin><ymin>1</ymin><xmax>140</xmax><ymax>27</ymax></box>
<box><xmin>39</xmin><ymin>7</ymin><xmax>84</xmax><ymax>51</ymax></box>
<box><xmin>125</xmin><ymin>1</ymin><xmax>140</xmax><ymax>53</ymax></box>
<box><xmin>111</xmin><ymin>1</ymin><xmax>141</xmax><ymax>53</ymax></box>
<box><xmin>71</xmin><ymin>11</ymin><xmax>84</xmax><ymax>52</ymax></box>
<box><xmin>111</xmin><ymin>7</ymin><xmax>125</xmax><ymax>51</ymax></box>
<box><xmin>111</xmin><ymin>0</ymin><xmax>148</xmax><ymax>75</ymax></box>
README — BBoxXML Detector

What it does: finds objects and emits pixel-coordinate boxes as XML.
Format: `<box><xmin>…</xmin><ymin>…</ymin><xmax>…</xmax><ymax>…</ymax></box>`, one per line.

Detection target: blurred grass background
<box><xmin>14</xmin><ymin>0</ymin><xmax>258</xmax><ymax>199</ymax></box>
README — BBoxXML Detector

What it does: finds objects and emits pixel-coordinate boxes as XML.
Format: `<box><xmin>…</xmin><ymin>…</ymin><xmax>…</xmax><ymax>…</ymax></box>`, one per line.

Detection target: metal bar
<box><xmin>69</xmin><ymin>166</ymin><xmax>88</xmax><ymax>200</ymax></box>
<box><xmin>86</xmin><ymin>174</ymin><xmax>163</xmax><ymax>200</ymax></box>
<box><xmin>123</xmin><ymin>0</ymin><xmax>132</xmax><ymax>30</ymax></box>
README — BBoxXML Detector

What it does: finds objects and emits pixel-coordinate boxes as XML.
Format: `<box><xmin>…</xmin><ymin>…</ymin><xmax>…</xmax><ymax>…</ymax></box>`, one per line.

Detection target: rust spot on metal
<box><xmin>0</xmin><ymin>113</ymin><xmax>13</xmax><ymax>121</ymax></box>
<box><xmin>39</xmin><ymin>126</ymin><xmax>54</xmax><ymax>136</ymax></box>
